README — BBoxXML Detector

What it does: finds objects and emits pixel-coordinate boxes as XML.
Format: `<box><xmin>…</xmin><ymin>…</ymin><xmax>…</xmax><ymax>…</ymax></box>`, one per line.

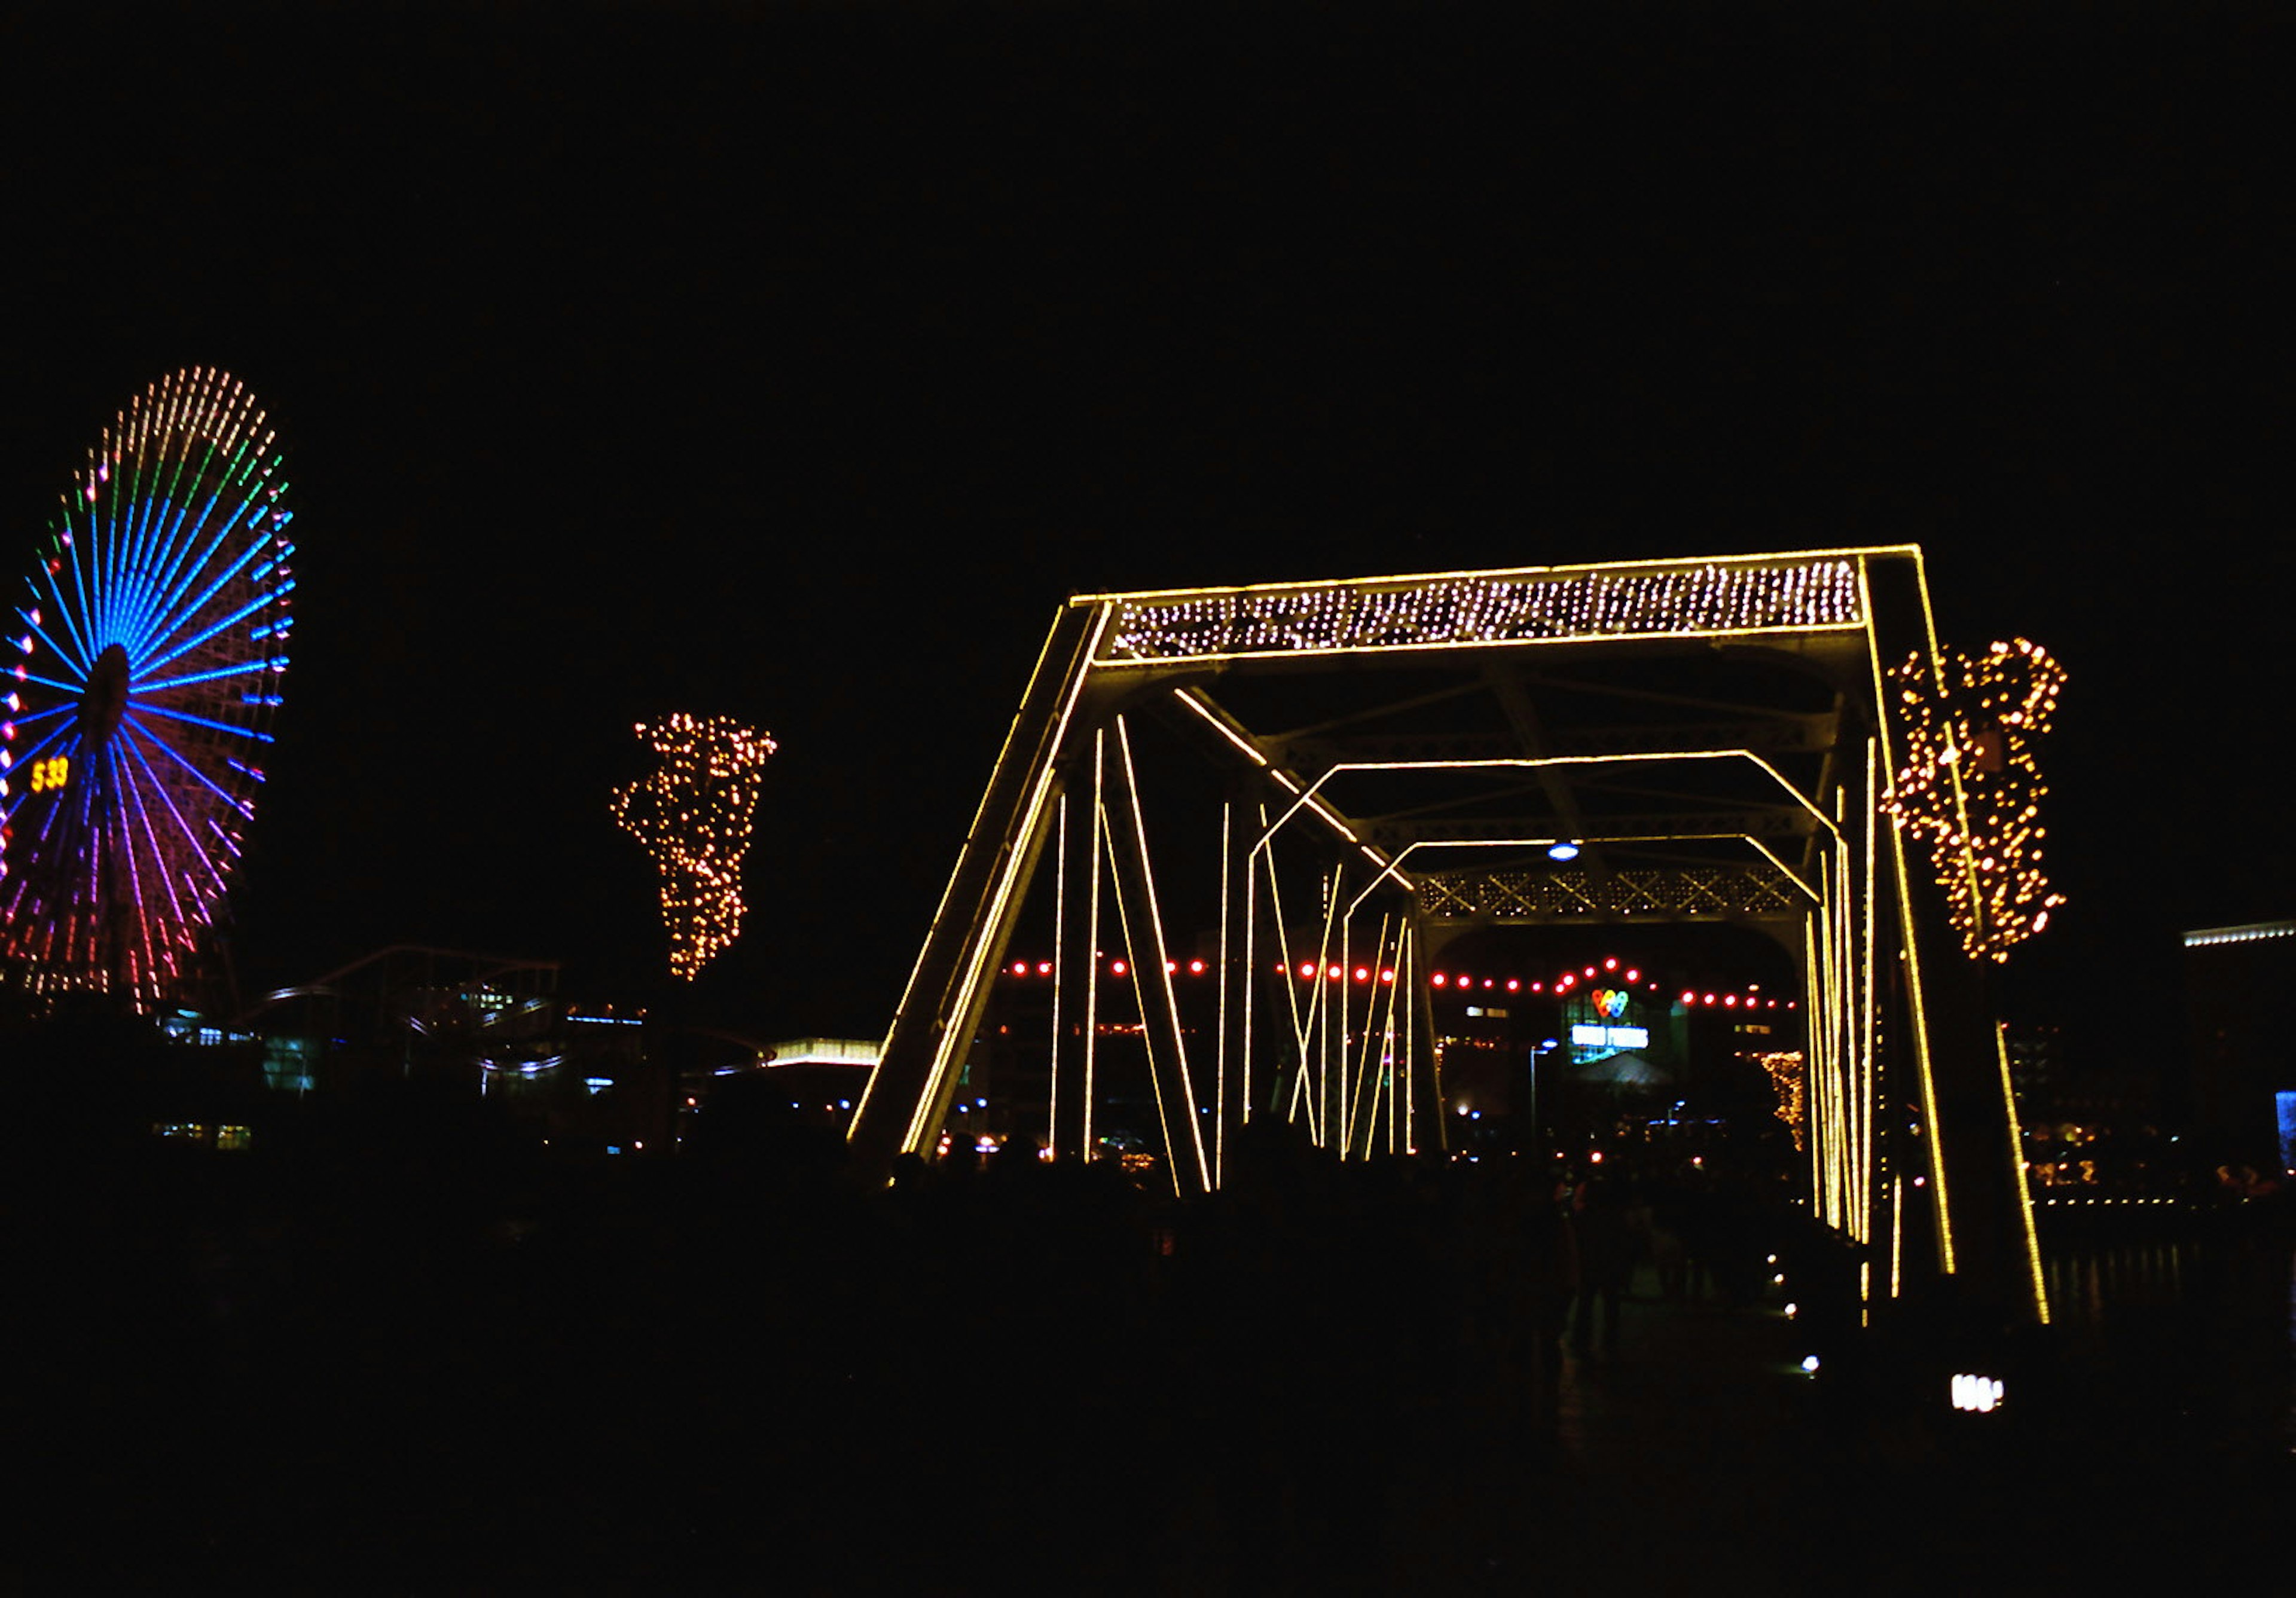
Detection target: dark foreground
<box><xmin>17</xmin><ymin>1115</ymin><xmax>2291</xmax><ymax>1594</ymax></box>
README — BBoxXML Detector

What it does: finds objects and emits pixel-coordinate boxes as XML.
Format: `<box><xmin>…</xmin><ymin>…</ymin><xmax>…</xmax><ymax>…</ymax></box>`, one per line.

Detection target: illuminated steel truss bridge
<box><xmin>851</xmin><ymin>548</ymin><xmax>2052</xmax><ymax>1324</ymax></box>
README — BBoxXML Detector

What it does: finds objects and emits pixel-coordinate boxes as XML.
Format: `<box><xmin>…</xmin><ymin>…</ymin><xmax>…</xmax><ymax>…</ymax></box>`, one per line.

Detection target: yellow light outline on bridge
<box><xmin>1864</xmin><ymin>555</ymin><xmax>1955</xmax><ymax>1273</ymax></box>
<box><xmin>858</xmin><ymin>603</ymin><xmax>1116</xmax><ymax>1156</ymax></box>
<box><xmin>1298</xmin><ymin>750</ymin><xmax>1845</xmax><ymax>859</ymax></box>
<box><xmin>1995</xmin><ymin>1020</ymin><xmax>2053</xmax><ymax>1325</ymax></box>
<box><xmin>1083</xmin><ymin>547</ymin><xmax>1895</xmax><ymax>671</ymax></box>
<box><xmin>1075</xmin><ymin>542</ymin><xmax>1919</xmax><ymax>610</ymax></box>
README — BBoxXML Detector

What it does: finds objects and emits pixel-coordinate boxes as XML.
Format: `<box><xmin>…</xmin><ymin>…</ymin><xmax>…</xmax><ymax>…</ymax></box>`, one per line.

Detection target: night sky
<box><xmin>3</xmin><ymin>5</ymin><xmax>2285</xmax><ymax>1065</ymax></box>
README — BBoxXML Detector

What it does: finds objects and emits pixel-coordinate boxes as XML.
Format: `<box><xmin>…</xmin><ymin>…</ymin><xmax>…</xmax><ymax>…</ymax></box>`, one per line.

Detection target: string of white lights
<box><xmin>1106</xmin><ymin>558</ymin><xmax>1862</xmax><ymax>662</ymax></box>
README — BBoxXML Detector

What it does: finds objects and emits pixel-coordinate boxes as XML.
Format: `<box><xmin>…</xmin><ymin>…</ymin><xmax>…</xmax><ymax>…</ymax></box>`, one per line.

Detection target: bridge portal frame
<box><xmin>848</xmin><ymin>546</ymin><xmax>2051</xmax><ymax>1326</ymax></box>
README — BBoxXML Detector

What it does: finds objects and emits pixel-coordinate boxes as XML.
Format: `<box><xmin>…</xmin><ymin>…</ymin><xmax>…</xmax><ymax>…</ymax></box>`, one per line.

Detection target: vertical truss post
<box><xmin>1101</xmin><ymin>716</ymin><xmax>1213</xmax><ymax>1197</ymax></box>
<box><xmin>1217</xmin><ymin>789</ymin><xmax>1258</xmax><ymax>1184</ymax></box>
<box><xmin>1050</xmin><ymin>780</ymin><xmax>1099</xmax><ymax>1163</ymax></box>
<box><xmin>1409</xmin><ymin>918</ymin><xmax>1453</xmax><ymax>1156</ymax></box>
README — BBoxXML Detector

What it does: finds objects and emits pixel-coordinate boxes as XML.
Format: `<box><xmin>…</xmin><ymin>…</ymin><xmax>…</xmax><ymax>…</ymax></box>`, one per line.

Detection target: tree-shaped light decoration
<box><xmin>1750</xmin><ymin>1049</ymin><xmax>1806</xmax><ymax>1150</ymax></box>
<box><xmin>609</xmin><ymin>714</ymin><xmax>777</xmax><ymax>981</ymax></box>
<box><xmin>1883</xmin><ymin>638</ymin><xmax>2067</xmax><ymax>963</ymax></box>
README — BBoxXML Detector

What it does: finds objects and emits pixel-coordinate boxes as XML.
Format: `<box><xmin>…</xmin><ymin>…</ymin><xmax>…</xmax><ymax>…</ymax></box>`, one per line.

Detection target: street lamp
<box><xmin>1528</xmin><ymin>1037</ymin><xmax>1561</xmax><ymax>1151</ymax></box>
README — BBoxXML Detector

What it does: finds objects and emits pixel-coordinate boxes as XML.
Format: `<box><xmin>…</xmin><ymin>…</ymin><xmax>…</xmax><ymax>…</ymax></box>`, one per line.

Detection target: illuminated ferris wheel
<box><xmin>1</xmin><ymin>368</ymin><xmax>296</xmax><ymax>1007</ymax></box>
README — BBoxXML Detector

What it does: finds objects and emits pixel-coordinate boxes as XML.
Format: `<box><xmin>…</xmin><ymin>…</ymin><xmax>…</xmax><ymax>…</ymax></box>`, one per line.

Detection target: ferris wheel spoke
<box><xmin>16</xmin><ymin>610</ymin><xmax>90</xmax><ymax>681</ymax></box>
<box><xmin>114</xmin><ymin>724</ymin><xmax>230</xmax><ymax>897</ymax></box>
<box><xmin>127</xmin><ymin>384</ymin><xmax>212</xmax><ymax>589</ymax></box>
<box><xmin>111</xmin><ymin>401</ymin><xmax>172</xmax><ymax>627</ymax></box>
<box><xmin>112</xmin><ymin>741</ymin><xmax>190</xmax><ymax>959</ymax></box>
<box><xmin>29</xmin><ymin>559</ymin><xmax>97</xmax><ymax>674</ymax></box>
<box><xmin>121</xmin><ymin>374</ymin><xmax>214</xmax><ymax>603</ymax></box>
<box><xmin>129</xmin><ymin>516</ymin><xmax>251</xmax><ymax>662</ymax></box>
<box><xmin>132</xmin><ymin>475</ymin><xmax>271</xmax><ymax>663</ymax></box>
<box><xmin>135</xmin><ymin>577</ymin><xmax>292</xmax><ymax>683</ymax></box>
<box><xmin>33</xmin><ymin>582</ymin><xmax>96</xmax><ymax>680</ymax></box>
<box><xmin>121</xmin><ymin>429</ymin><xmax>234</xmax><ymax>643</ymax></box>
<box><xmin>125</xmin><ymin>702</ymin><xmax>276</xmax><ymax>749</ymax></box>
<box><xmin>4</xmin><ymin>704</ymin><xmax>76</xmax><ymax>745</ymax></box>
<box><xmin>53</xmin><ymin>508</ymin><xmax>100</xmax><ymax>660</ymax></box>
<box><xmin>19</xmin><ymin>670</ymin><xmax>96</xmax><ymax>699</ymax></box>
<box><xmin>121</xmin><ymin>713</ymin><xmax>258</xmax><ymax>820</ymax></box>
<box><xmin>86</xmin><ymin>461</ymin><xmax>119</xmax><ymax>637</ymax></box>
<box><xmin>102</xmin><ymin>743</ymin><xmax>164</xmax><ymax>989</ymax></box>
<box><xmin>131</xmin><ymin>450</ymin><xmax>283</xmax><ymax>662</ymax></box>
<box><xmin>130</xmin><ymin>658</ymin><xmax>283</xmax><ymax>696</ymax></box>
<box><xmin>102</xmin><ymin>439</ymin><xmax>149</xmax><ymax>639</ymax></box>
<box><xmin>103</xmin><ymin>375</ymin><xmax>280</xmax><ymax>671</ymax></box>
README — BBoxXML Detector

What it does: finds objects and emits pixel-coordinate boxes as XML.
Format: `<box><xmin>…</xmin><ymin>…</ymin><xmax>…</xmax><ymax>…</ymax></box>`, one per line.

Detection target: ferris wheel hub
<box><xmin>77</xmin><ymin>643</ymin><xmax>130</xmax><ymax>754</ymax></box>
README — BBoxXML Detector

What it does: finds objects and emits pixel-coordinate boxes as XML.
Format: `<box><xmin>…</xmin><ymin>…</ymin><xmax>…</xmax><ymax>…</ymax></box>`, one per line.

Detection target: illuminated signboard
<box><xmin>1571</xmin><ymin>1023</ymin><xmax>1651</xmax><ymax>1051</ymax></box>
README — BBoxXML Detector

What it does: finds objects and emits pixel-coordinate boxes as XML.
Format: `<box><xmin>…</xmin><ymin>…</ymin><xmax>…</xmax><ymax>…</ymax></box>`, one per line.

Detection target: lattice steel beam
<box><xmin>1416</xmin><ymin>864</ymin><xmax>1809</xmax><ymax>924</ymax></box>
<box><xmin>1373</xmin><ymin>809</ymin><xmax>1816</xmax><ymax>846</ymax></box>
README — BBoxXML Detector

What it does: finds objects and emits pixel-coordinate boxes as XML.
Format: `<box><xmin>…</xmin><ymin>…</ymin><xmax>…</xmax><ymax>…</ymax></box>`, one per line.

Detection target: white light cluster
<box><xmin>1950</xmin><ymin>1373</ymin><xmax>2005</xmax><ymax>1414</ymax></box>
<box><xmin>610</xmin><ymin>714</ymin><xmax>777</xmax><ymax>982</ymax></box>
<box><xmin>2182</xmin><ymin>922</ymin><xmax>2296</xmax><ymax>948</ymax></box>
<box><xmin>1106</xmin><ymin>558</ymin><xmax>1862</xmax><ymax>661</ymax></box>
<box><xmin>1884</xmin><ymin>640</ymin><xmax>2066</xmax><ymax>963</ymax></box>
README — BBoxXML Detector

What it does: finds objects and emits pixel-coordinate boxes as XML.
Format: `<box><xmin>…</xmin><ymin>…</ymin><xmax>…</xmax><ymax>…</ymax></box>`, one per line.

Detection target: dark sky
<box><xmin>2</xmin><ymin>5</ymin><xmax>2286</xmax><ymax>1062</ymax></box>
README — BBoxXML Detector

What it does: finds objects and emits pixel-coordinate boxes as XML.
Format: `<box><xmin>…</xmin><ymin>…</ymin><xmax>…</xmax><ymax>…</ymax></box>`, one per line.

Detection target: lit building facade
<box><xmin>2184</xmin><ymin>921</ymin><xmax>2296</xmax><ymax>1174</ymax></box>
